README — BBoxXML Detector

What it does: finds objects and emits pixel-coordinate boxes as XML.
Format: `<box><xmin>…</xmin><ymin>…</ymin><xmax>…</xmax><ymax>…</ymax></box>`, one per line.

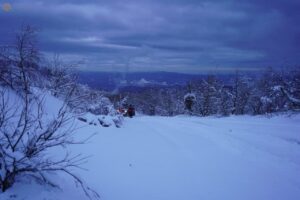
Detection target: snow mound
<box><xmin>78</xmin><ymin>112</ymin><xmax>124</xmax><ymax>128</ymax></box>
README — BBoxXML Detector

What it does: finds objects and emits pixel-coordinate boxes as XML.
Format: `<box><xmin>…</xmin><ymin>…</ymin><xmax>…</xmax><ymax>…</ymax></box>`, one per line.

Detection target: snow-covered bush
<box><xmin>0</xmin><ymin>86</ymin><xmax>99</xmax><ymax>198</ymax></box>
<box><xmin>69</xmin><ymin>84</ymin><xmax>117</xmax><ymax>116</ymax></box>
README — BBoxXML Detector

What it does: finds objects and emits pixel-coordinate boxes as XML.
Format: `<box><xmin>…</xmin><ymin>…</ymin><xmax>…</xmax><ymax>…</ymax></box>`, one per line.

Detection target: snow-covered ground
<box><xmin>2</xmin><ymin>113</ymin><xmax>300</xmax><ymax>200</ymax></box>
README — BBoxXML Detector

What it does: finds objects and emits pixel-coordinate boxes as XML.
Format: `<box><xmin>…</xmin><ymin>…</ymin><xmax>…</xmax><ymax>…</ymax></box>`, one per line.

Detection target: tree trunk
<box><xmin>1</xmin><ymin>171</ymin><xmax>16</xmax><ymax>192</ymax></box>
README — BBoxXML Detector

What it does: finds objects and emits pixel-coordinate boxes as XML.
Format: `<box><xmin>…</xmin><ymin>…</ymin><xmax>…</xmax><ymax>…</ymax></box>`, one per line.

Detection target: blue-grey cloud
<box><xmin>1</xmin><ymin>0</ymin><xmax>299</xmax><ymax>73</ymax></box>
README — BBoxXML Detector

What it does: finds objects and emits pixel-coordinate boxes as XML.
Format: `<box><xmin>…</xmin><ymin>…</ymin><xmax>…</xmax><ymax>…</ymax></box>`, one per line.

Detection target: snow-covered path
<box><xmin>2</xmin><ymin>115</ymin><xmax>300</xmax><ymax>200</ymax></box>
<box><xmin>74</xmin><ymin>115</ymin><xmax>300</xmax><ymax>200</ymax></box>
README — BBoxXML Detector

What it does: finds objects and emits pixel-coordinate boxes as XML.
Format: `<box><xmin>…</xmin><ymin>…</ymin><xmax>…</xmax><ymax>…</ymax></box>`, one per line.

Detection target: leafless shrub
<box><xmin>0</xmin><ymin>25</ymin><xmax>99</xmax><ymax>199</ymax></box>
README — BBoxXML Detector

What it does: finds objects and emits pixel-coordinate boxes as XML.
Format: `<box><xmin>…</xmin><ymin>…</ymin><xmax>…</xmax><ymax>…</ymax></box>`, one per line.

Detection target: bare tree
<box><xmin>45</xmin><ymin>54</ymin><xmax>78</xmax><ymax>97</ymax></box>
<box><xmin>0</xmin><ymin>26</ymin><xmax>99</xmax><ymax>199</ymax></box>
<box><xmin>0</xmin><ymin>25</ymin><xmax>40</xmax><ymax>90</ymax></box>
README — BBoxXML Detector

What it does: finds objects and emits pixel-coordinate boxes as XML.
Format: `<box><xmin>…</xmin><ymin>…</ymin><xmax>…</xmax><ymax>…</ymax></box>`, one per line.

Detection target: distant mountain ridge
<box><xmin>77</xmin><ymin>71</ymin><xmax>202</xmax><ymax>91</ymax></box>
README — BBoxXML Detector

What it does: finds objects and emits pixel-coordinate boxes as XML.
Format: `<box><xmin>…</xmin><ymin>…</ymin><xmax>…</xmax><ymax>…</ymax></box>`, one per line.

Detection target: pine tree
<box><xmin>232</xmin><ymin>71</ymin><xmax>250</xmax><ymax>115</ymax></box>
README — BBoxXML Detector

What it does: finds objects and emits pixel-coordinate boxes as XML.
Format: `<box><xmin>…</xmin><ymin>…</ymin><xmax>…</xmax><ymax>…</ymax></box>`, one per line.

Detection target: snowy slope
<box><xmin>1</xmin><ymin>114</ymin><xmax>300</xmax><ymax>200</ymax></box>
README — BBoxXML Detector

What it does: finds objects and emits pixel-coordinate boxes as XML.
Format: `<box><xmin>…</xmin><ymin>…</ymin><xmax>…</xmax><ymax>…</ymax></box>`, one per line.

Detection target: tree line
<box><xmin>115</xmin><ymin>69</ymin><xmax>300</xmax><ymax>116</ymax></box>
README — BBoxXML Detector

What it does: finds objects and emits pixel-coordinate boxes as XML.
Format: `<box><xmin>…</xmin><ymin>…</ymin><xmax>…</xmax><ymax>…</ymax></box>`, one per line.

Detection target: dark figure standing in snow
<box><xmin>127</xmin><ymin>105</ymin><xmax>135</xmax><ymax>118</ymax></box>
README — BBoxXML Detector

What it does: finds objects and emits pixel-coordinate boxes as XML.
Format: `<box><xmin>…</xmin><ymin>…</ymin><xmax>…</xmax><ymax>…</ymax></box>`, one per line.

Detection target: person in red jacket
<box><xmin>126</xmin><ymin>104</ymin><xmax>135</xmax><ymax>118</ymax></box>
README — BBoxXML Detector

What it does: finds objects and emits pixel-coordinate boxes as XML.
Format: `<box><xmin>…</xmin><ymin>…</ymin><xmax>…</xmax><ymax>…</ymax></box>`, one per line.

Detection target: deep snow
<box><xmin>1</xmin><ymin>113</ymin><xmax>300</xmax><ymax>200</ymax></box>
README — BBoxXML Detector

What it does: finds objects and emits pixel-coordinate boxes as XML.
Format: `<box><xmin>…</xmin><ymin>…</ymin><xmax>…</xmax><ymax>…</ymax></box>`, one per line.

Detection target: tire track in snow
<box><xmin>140</xmin><ymin>117</ymin><xmax>207</xmax><ymax>161</ymax></box>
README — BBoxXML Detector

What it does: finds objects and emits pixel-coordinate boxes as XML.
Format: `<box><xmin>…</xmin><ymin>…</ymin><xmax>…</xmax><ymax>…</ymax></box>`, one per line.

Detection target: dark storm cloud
<box><xmin>1</xmin><ymin>0</ymin><xmax>299</xmax><ymax>72</ymax></box>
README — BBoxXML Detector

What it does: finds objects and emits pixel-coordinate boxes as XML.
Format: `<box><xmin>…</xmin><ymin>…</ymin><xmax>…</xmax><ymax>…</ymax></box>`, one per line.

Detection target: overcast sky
<box><xmin>1</xmin><ymin>0</ymin><xmax>300</xmax><ymax>73</ymax></box>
